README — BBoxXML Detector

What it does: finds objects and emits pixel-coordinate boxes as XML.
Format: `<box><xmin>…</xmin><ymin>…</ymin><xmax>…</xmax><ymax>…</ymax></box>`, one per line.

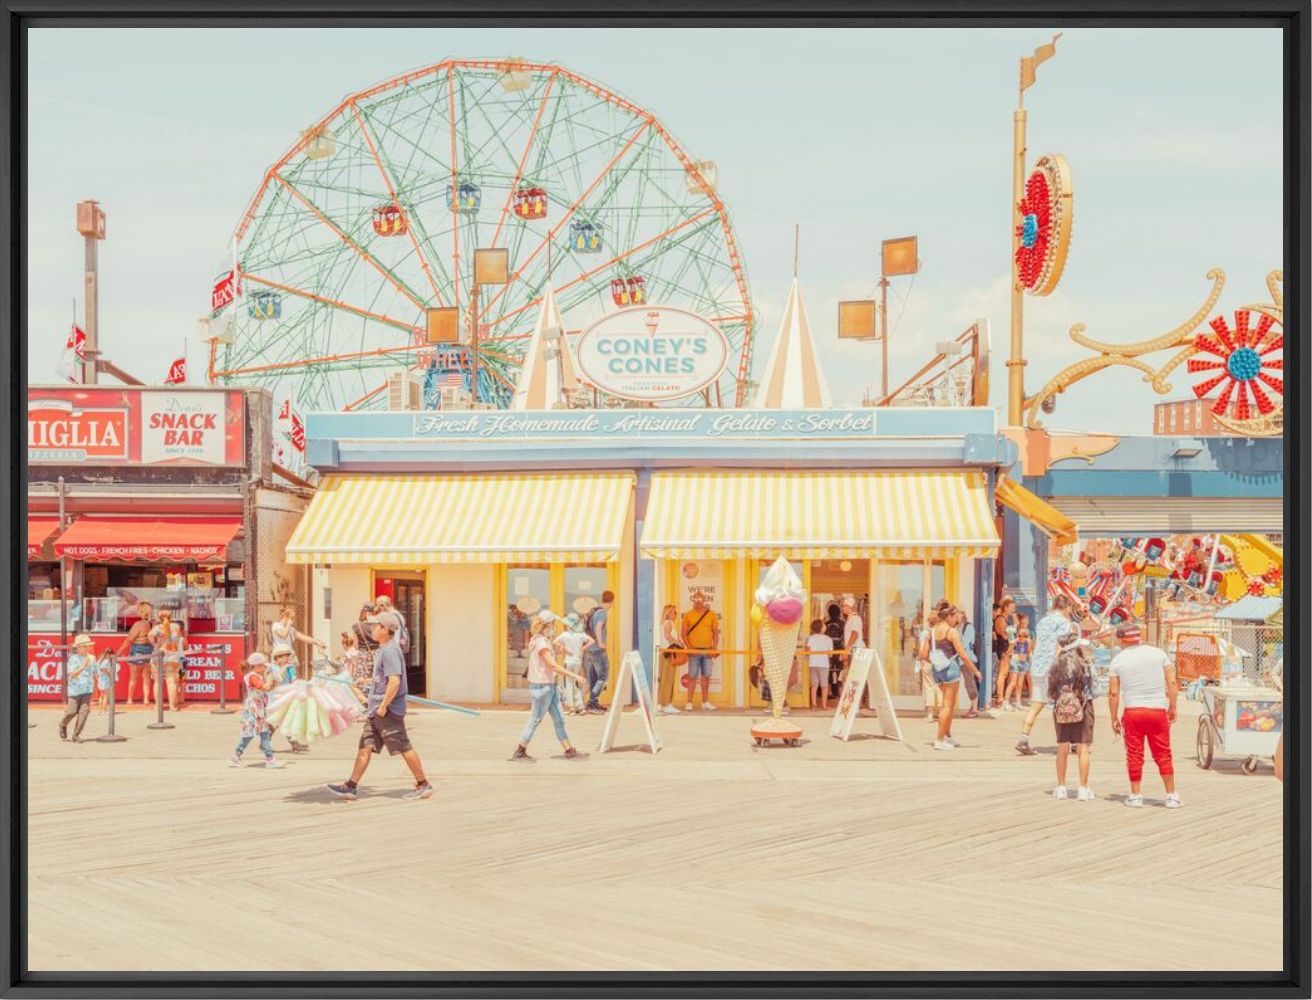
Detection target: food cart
<box><xmin>1195</xmin><ymin>685</ymin><xmax>1282</xmax><ymax>773</ymax></box>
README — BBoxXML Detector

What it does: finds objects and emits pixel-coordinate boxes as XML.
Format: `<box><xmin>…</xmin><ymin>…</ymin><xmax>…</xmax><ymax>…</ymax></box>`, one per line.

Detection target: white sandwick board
<box><xmin>598</xmin><ymin>651</ymin><xmax>662</xmax><ymax>754</ymax></box>
<box><xmin>831</xmin><ymin>648</ymin><xmax>903</xmax><ymax>742</ymax></box>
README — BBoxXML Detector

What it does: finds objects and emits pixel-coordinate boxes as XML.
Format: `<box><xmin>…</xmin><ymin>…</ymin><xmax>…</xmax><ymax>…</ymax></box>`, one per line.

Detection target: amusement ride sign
<box><xmin>574</xmin><ymin>305</ymin><xmax>730</xmax><ymax>402</ymax></box>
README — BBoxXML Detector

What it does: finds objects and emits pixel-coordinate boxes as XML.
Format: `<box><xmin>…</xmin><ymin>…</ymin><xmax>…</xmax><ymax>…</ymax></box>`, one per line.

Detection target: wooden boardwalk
<box><xmin>26</xmin><ymin>698</ymin><xmax>1283</xmax><ymax>972</ymax></box>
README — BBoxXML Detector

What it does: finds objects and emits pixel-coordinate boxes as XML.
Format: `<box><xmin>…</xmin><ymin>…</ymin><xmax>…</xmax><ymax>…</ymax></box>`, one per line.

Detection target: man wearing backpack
<box><xmin>1016</xmin><ymin>594</ymin><xmax>1075</xmax><ymax>755</ymax></box>
<box><xmin>583</xmin><ymin>591</ymin><xmax>614</xmax><ymax>714</ymax></box>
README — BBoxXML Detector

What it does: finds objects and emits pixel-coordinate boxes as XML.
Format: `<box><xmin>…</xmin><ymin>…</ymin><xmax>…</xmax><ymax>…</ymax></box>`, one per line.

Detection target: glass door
<box><xmin>873</xmin><ymin>560</ymin><xmax>945</xmax><ymax>708</ymax></box>
<box><xmin>503</xmin><ymin>565</ymin><xmax>550</xmax><ymax>703</ymax></box>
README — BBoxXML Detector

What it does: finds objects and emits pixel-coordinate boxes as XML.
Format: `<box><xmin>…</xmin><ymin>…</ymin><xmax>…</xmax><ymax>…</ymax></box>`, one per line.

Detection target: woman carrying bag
<box><xmin>657</xmin><ymin>604</ymin><xmax>685</xmax><ymax>715</ymax></box>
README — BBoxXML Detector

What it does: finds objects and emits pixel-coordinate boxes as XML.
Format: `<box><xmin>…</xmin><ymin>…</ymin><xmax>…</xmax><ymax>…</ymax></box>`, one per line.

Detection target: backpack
<box><xmin>1053</xmin><ymin>683</ymin><xmax>1085</xmax><ymax>724</ymax></box>
<box><xmin>393</xmin><ymin>614</ymin><xmax>410</xmax><ymax>656</ymax></box>
<box><xmin>585</xmin><ymin>606</ymin><xmax>606</xmax><ymax>642</ymax></box>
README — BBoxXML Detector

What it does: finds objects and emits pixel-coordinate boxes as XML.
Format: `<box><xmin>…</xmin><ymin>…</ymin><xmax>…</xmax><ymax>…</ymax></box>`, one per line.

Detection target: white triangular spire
<box><xmin>511</xmin><ymin>284</ymin><xmax>577</xmax><ymax>410</ymax></box>
<box><xmin>753</xmin><ymin>277</ymin><xmax>831</xmax><ymax>408</ymax></box>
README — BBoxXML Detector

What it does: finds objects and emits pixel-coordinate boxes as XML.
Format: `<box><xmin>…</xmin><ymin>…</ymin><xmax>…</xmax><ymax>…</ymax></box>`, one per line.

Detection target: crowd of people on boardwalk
<box><xmin>54</xmin><ymin>581</ymin><xmax>1199</xmax><ymax>810</ymax></box>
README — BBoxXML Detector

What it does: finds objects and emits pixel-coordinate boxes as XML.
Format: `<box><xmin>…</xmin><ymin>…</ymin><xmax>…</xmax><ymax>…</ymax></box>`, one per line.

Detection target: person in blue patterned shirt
<box><xmin>1016</xmin><ymin>594</ymin><xmax>1075</xmax><ymax>755</ymax></box>
<box><xmin>60</xmin><ymin>634</ymin><xmax>96</xmax><ymax>742</ymax></box>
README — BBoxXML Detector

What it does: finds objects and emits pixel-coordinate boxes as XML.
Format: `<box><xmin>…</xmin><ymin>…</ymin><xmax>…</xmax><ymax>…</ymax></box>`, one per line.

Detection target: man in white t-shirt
<box><xmin>1108</xmin><ymin>623</ymin><xmax>1181</xmax><ymax>809</ymax></box>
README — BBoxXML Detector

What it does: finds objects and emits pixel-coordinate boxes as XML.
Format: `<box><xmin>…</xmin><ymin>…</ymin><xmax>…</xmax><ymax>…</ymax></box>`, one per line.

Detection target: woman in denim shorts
<box><xmin>927</xmin><ymin>607</ymin><xmax>978</xmax><ymax>751</ymax></box>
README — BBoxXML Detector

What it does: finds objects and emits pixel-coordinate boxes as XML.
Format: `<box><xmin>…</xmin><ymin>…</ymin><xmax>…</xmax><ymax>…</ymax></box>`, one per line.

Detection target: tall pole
<box><xmin>76</xmin><ymin>200</ymin><xmax>105</xmax><ymax>384</ymax></box>
<box><xmin>57</xmin><ymin>476</ymin><xmax>68</xmax><ymax>702</ymax></box>
<box><xmin>469</xmin><ymin>284</ymin><xmax>481</xmax><ymax>402</ymax></box>
<box><xmin>1007</xmin><ymin>74</ymin><xmax>1028</xmax><ymax>426</ymax></box>
<box><xmin>879</xmin><ymin>275</ymin><xmax>890</xmax><ymax>399</ymax></box>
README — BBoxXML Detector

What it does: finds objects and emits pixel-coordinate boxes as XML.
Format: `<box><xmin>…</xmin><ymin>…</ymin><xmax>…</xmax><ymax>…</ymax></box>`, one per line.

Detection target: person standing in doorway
<box><xmin>327</xmin><ymin>614</ymin><xmax>434</xmax><ymax>801</ymax></box>
<box><xmin>512</xmin><ymin>611</ymin><xmax>589</xmax><ymax>761</ymax></box>
<box><xmin>60</xmin><ymin>634</ymin><xmax>96</xmax><ymax>742</ymax></box>
<box><xmin>1047</xmin><ymin>632</ymin><xmax>1097</xmax><ymax>801</ymax></box>
<box><xmin>681</xmin><ymin>590</ymin><xmax>720</xmax><ymax>711</ymax></box>
<box><xmin>916</xmin><ymin>610</ymin><xmax>941</xmax><ymax>723</ymax></box>
<box><xmin>806</xmin><ymin>618</ymin><xmax>834</xmax><ymax>710</ymax></box>
<box><xmin>657</xmin><ymin>604</ymin><xmax>683</xmax><ymax>715</ymax></box>
<box><xmin>583</xmin><ymin>591</ymin><xmax>614</xmax><ymax>714</ymax></box>
<box><xmin>1016</xmin><ymin>594</ymin><xmax>1075</xmax><ymax>755</ymax></box>
<box><xmin>1108</xmin><ymin>623</ymin><xmax>1182</xmax><ymax>809</ymax></box>
<box><xmin>117</xmin><ymin>601</ymin><xmax>154</xmax><ymax>706</ymax></box>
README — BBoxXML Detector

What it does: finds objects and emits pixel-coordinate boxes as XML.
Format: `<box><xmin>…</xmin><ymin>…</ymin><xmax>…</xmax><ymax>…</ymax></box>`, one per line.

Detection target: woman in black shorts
<box><xmin>1046</xmin><ymin>631</ymin><xmax>1096</xmax><ymax>801</ymax></box>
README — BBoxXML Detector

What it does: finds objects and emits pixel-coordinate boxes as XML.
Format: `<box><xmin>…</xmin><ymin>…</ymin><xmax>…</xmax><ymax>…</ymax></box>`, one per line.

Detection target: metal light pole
<box><xmin>76</xmin><ymin>200</ymin><xmax>106</xmax><ymax>385</ymax></box>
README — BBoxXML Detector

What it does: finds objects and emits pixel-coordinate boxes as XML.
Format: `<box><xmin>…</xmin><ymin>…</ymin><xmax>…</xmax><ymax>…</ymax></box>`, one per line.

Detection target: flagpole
<box><xmin>1008</xmin><ymin>60</ymin><xmax>1028</xmax><ymax>427</ymax></box>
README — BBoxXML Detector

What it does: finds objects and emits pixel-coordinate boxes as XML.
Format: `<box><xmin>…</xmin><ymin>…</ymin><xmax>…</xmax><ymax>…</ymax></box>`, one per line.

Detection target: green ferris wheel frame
<box><xmin>209</xmin><ymin>57</ymin><xmax>756</xmax><ymax>412</ymax></box>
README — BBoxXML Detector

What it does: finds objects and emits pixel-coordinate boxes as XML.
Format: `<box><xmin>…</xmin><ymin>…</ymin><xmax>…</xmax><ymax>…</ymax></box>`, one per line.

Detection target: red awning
<box><xmin>53</xmin><ymin>517</ymin><xmax>241</xmax><ymax>562</ymax></box>
<box><xmin>27</xmin><ymin>518</ymin><xmax>60</xmax><ymax>560</ymax></box>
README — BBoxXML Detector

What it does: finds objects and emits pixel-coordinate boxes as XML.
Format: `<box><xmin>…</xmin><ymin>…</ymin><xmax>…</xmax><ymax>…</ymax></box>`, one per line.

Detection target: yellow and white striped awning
<box><xmin>286</xmin><ymin>473</ymin><xmax>634</xmax><ymax>565</ymax></box>
<box><xmin>640</xmin><ymin>470</ymin><xmax>1000</xmax><ymax>560</ymax></box>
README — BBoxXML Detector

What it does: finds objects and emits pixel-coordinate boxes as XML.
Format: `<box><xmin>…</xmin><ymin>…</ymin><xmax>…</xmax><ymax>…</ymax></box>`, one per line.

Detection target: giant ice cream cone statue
<box><xmin>751</xmin><ymin>557</ymin><xmax>806</xmax><ymax>746</ymax></box>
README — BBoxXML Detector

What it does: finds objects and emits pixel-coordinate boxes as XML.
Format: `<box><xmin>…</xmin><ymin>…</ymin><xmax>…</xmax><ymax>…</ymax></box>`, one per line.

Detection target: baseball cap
<box><xmin>361</xmin><ymin>601</ymin><xmax>376</xmax><ymax>612</ymax></box>
<box><xmin>246</xmin><ymin>652</ymin><xmax>268</xmax><ymax>667</ymax></box>
<box><xmin>1116</xmin><ymin>623</ymin><xmax>1142</xmax><ymax>642</ymax></box>
<box><xmin>364</xmin><ymin>615</ymin><xmax>398</xmax><ymax>632</ymax></box>
<box><xmin>72</xmin><ymin>633</ymin><xmax>93</xmax><ymax>648</ymax></box>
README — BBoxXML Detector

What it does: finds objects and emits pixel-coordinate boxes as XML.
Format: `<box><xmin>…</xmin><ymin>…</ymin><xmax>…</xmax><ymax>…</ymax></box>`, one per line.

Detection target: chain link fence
<box><xmin>249</xmin><ymin>486</ymin><xmax>312</xmax><ymax>655</ymax></box>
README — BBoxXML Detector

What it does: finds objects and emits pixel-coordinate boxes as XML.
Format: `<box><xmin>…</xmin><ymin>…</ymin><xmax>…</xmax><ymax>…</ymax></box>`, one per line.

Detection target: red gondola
<box><xmin>513</xmin><ymin>186</ymin><xmax>548</xmax><ymax>220</ymax></box>
<box><xmin>1143</xmin><ymin>537</ymin><xmax>1166</xmax><ymax>561</ymax></box>
<box><xmin>610</xmin><ymin>278</ymin><xmax>630</xmax><ymax>306</ymax></box>
<box><xmin>372</xmin><ymin>203</ymin><xmax>408</xmax><ymax>237</ymax></box>
<box><xmin>626</xmin><ymin>275</ymin><xmax>646</xmax><ymax>305</ymax></box>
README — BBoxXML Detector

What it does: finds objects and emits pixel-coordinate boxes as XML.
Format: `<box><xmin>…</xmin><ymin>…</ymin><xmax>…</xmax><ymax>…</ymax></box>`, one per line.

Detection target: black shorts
<box><xmin>1054</xmin><ymin>702</ymin><xmax>1095</xmax><ymax>746</ymax></box>
<box><xmin>359</xmin><ymin>713</ymin><xmax>412</xmax><ymax>756</ymax></box>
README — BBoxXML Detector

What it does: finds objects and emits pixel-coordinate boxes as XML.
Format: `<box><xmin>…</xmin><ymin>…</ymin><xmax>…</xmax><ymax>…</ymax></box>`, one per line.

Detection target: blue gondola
<box><xmin>248</xmin><ymin>290</ymin><xmax>281</xmax><ymax>320</ymax></box>
<box><xmin>446</xmin><ymin>180</ymin><xmax>482</xmax><ymax>216</ymax></box>
<box><xmin>569</xmin><ymin>219</ymin><xmax>603</xmax><ymax>253</ymax></box>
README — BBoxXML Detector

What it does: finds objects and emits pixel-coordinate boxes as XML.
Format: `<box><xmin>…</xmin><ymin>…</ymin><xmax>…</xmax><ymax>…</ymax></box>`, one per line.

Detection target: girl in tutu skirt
<box><xmin>266</xmin><ymin>649</ymin><xmax>362</xmax><ymax>750</ymax></box>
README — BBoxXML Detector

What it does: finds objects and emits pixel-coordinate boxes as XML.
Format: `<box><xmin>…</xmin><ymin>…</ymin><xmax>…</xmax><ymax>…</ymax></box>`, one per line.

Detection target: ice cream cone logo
<box><xmin>644</xmin><ymin>311</ymin><xmax>660</xmax><ymax>336</ymax></box>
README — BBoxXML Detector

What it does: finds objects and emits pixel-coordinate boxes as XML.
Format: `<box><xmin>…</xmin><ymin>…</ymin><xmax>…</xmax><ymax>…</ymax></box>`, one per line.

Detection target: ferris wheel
<box><xmin>209</xmin><ymin>58</ymin><xmax>756</xmax><ymax>412</ymax></box>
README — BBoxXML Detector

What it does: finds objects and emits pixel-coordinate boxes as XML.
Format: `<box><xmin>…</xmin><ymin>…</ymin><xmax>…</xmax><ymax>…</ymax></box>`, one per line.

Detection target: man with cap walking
<box><xmin>60</xmin><ymin>634</ymin><xmax>97</xmax><ymax>742</ymax></box>
<box><xmin>327</xmin><ymin>613</ymin><xmax>433</xmax><ymax>800</ymax></box>
<box><xmin>1108</xmin><ymin>622</ymin><xmax>1182</xmax><ymax>808</ymax></box>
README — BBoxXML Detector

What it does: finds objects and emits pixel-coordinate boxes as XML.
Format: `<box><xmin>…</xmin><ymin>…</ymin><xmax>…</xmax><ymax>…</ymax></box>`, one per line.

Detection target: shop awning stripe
<box><xmin>640</xmin><ymin>471</ymin><xmax>1000</xmax><ymax>560</ymax></box>
<box><xmin>27</xmin><ymin>518</ymin><xmax>61</xmax><ymax>560</ymax></box>
<box><xmin>285</xmin><ymin>473</ymin><xmax>634</xmax><ymax>565</ymax></box>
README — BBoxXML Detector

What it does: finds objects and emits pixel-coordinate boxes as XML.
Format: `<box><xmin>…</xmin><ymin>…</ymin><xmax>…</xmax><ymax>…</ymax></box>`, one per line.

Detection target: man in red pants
<box><xmin>1108</xmin><ymin>623</ymin><xmax>1181</xmax><ymax>809</ymax></box>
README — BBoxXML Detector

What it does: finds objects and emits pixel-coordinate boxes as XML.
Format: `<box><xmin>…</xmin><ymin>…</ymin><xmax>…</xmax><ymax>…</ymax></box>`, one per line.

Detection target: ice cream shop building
<box><xmin>291</xmin><ymin>401</ymin><xmax>1025</xmax><ymax>710</ymax></box>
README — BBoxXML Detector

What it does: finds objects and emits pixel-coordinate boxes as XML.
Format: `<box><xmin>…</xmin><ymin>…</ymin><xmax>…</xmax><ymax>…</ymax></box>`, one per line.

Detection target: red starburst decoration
<box><xmin>1187</xmin><ymin>309</ymin><xmax>1283</xmax><ymax>420</ymax></box>
<box><xmin>1015</xmin><ymin>171</ymin><xmax>1052</xmax><ymax>290</ymax></box>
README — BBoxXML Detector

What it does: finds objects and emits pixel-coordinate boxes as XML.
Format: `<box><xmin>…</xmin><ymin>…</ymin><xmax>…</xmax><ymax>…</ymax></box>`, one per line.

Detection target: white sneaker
<box><xmin>662</xmin><ymin>705</ymin><xmax>680</xmax><ymax>715</ymax></box>
<box><xmin>944</xmin><ymin>736</ymin><xmax>959</xmax><ymax>747</ymax></box>
<box><xmin>1002</xmin><ymin>703</ymin><xmax>1016</xmax><ymax>712</ymax></box>
<box><xmin>1052</xmin><ymin>786</ymin><xmax>1068</xmax><ymax>800</ymax></box>
<box><xmin>1076</xmin><ymin>786</ymin><xmax>1096</xmax><ymax>802</ymax></box>
<box><xmin>228</xmin><ymin>754</ymin><xmax>244</xmax><ymax>768</ymax></box>
<box><xmin>1124</xmin><ymin>794</ymin><xmax>1144</xmax><ymax>808</ymax></box>
<box><xmin>923</xmin><ymin>712</ymin><xmax>935</xmax><ymax>723</ymax></box>
<box><xmin>933</xmin><ymin>739</ymin><xmax>954</xmax><ymax>751</ymax></box>
<box><xmin>1165</xmin><ymin>793</ymin><xmax>1183</xmax><ymax>809</ymax></box>
<box><xmin>702</xmin><ymin>702</ymin><xmax>717</xmax><ymax>711</ymax></box>
<box><xmin>684</xmin><ymin>704</ymin><xmax>694</xmax><ymax>712</ymax></box>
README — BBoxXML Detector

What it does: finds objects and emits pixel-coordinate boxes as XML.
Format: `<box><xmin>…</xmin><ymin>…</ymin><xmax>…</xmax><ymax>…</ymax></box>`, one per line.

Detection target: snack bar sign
<box><xmin>28</xmin><ymin>388</ymin><xmax>245</xmax><ymax>467</ymax></box>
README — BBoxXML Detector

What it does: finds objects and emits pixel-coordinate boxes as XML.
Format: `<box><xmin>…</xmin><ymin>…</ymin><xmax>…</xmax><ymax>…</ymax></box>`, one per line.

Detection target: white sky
<box><xmin>26</xmin><ymin>26</ymin><xmax>1283</xmax><ymax>432</ymax></box>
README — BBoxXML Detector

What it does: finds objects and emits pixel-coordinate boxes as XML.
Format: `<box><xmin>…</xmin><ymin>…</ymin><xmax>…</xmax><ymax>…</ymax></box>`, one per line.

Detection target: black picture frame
<box><xmin>2</xmin><ymin>2</ymin><xmax>1307</xmax><ymax>997</ymax></box>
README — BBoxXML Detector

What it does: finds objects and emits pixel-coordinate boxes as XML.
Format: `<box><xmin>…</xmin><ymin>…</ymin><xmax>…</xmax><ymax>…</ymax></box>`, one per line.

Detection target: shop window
<box><xmin>504</xmin><ymin>565</ymin><xmax>551</xmax><ymax>697</ymax></box>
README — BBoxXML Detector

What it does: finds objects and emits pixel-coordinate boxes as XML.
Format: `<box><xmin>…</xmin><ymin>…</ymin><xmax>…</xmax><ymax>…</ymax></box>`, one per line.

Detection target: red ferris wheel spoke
<box><xmin>241</xmin><ymin>272</ymin><xmax>422</xmax><ymax>337</ymax></box>
<box><xmin>351</xmin><ymin>102</ymin><xmax>445</xmax><ymax>306</ymax></box>
<box><xmin>273</xmin><ymin>173</ymin><xmax>426</xmax><ymax>311</ymax></box>
<box><xmin>477</xmin><ymin>119</ymin><xmax>653</xmax><ymax>324</ymax></box>
<box><xmin>490</xmin><ymin>71</ymin><xmax>559</xmax><ymax>250</ymax></box>
<box><xmin>483</xmin><ymin>205</ymin><xmax>717</xmax><ymax>332</ymax></box>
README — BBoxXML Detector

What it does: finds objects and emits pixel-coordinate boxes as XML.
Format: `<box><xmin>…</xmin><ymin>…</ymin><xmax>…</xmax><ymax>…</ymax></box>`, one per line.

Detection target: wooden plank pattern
<box><xmin>26</xmin><ymin>698</ymin><xmax>1282</xmax><ymax>971</ymax></box>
